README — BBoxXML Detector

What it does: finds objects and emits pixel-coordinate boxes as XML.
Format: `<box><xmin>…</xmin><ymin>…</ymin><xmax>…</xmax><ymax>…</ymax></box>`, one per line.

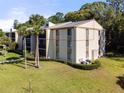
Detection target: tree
<box><xmin>0</xmin><ymin>29</ymin><xmax>5</xmax><ymax>37</ymax></box>
<box><xmin>64</xmin><ymin>9</ymin><xmax>91</xmax><ymax>22</ymax></box>
<box><xmin>16</xmin><ymin>23</ymin><xmax>29</xmax><ymax>69</ymax></box>
<box><xmin>28</xmin><ymin>14</ymin><xmax>45</xmax><ymax>68</ymax></box>
<box><xmin>48</xmin><ymin>12</ymin><xmax>65</xmax><ymax>23</ymax></box>
<box><xmin>106</xmin><ymin>0</ymin><xmax>124</xmax><ymax>13</ymax></box>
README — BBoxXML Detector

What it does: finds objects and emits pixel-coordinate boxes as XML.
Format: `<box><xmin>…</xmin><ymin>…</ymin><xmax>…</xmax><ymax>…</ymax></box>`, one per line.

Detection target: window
<box><xmin>26</xmin><ymin>35</ymin><xmax>30</xmax><ymax>38</ymax></box>
<box><xmin>39</xmin><ymin>39</ymin><xmax>46</xmax><ymax>49</ymax></box>
<box><xmin>56</xmin><ymin>30</ymin><xmax>59</xmax><ymax>36</ymax></box>
<box><xmin>26</xmin><ymin>35</ymin><xmax>31</xmax><ymax>52</ymax></box>
<box><xmin>67</xmin><ymin>48</ymin><xmax>72</xmax><ymax>60</ymax></box>
<box><xmin>67</xmin><ymin>40</ymin><xmax>72</xmax><ymax>48</ymax></box>
<box><xmin>39</xmin><ymin>49</ymin><xmax>46</xmax><ymax>57</ymax></box>
<box><xmin>56</xmin><ymin>30</ymin><xmax>59</xmax><ymax>59</ymax></box>
<box><xmin>98</xmin><ymin>30</ymin><xmax>101</xmax><ymax>37</ymax></box>
<box><xmin>56</xmin><ymin>40</ymin><xmax>59</xmax><ymax>47</ymax></box>
<box><xmin>39</xmin><ymin>31</ymin><xmax>46</xmax><ymax>38</ymax></box>
<box><xmin>67</xmin><ymin>28</ymin><xmax>72</xmax><ymax>36</ymax></box>
<box><xmin>26</xmin><ymin>39</ymin><xmax>31</xmax><ymax>46</ymax></box>
<box><xmin>67</xmin><ymin>28</ymin><xmax>72</xmax><ymax>61</ymax></box>
<box><xmin>56</xmin><ymin>47</ymin><xmax>59</xmax><ymax>59</ymax></box>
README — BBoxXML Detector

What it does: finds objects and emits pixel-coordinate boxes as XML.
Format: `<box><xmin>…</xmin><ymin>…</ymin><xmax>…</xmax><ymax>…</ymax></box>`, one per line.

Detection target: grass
<box><xmin>0</xmin><ymin>53</ymin><xmax>124</xmax><ymax>93</ymax></box>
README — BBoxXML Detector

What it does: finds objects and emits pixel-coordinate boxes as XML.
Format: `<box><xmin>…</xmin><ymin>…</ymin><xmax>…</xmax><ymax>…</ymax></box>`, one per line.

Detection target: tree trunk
<box><xmin>22</xmin><ymin>36</ymin><xmax>24</xmax><ymax>51</ymax></box>
<box><xmin>35</xmin><ymin>35</ymin><xmax>40</xmax><ymax>68</ymax></box>
<box><xmin>24</xmin><ymin>37</ymin><xmax>27</xmax><ymax>69</ymax></box>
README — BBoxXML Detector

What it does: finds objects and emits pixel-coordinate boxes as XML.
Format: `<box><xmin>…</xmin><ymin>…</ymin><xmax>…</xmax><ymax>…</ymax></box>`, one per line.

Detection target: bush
<box><xmin>9</xmin><ymin>42</ymin><xmax>18</xmax><ymax>50</ymax></box>
<box><xmin>67</xmin><ymin>60</ymin><xmax>100</xmax><ymax>70</ymax></box>
<box><xmin>8</xmin><ymin>50</ymin><xmax>23</xmax><ymax>55</ymax></box>
<box><xmin>26</xmin><ymin>53</ymin><xmax>101</xmax><ymax>70</ymax></box>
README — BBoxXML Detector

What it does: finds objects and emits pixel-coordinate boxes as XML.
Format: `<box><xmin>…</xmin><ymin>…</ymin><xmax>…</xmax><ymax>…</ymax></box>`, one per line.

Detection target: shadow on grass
<box><xmin>6</xmin><ymin>57</ymin><xmax>20</xmax><ymax>60</ymax></box>
<box><xmin>13</xmin><ymin>61</ymin><xmax>35</xmax><ymax>69</ymax></box>
<box><xmin>116</xmin><ymin>75</ymin><xmax>124</xmax><ymax>89</ymax></box>
<box><xmin>22</xmin><ymin>87</ymin><xmax>29</xmax><ymax>93</ymax></box>
<box><xmin>108</xmin><ymin>57</ymin><xmax>124</xmax><ymax>62</ymax></box>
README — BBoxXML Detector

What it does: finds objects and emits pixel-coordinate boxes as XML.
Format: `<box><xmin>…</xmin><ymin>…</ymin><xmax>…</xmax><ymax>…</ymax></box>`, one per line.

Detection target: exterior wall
<box><xmin>75</xmin><ymin>28</ymin><xmax>86</xmax><ymax>64</ymax></box>
<box><xmin>15</xmin><ymin>32</ymin><xmax>18</xmax><ymax>43</ymax></box>
<box><xmin>89</xmin><ymin>29</ymin><xmax>99</xmax><ymax>60</ymax></box>
<box><xmin>47</xmin><ymin>29</ymin><xmax>68</xmax><ymax>61</ymax></box>
<box><xmin>78</xmin><ymin>20</ymin><xmax>103</xmax><ymax>30</ymax></box>
<box><xmin>75</xmin><ymin>27</ymin><xmax>100</xmax><ymax>63</ymax></box>
<box><xmin>46</xmin><ymin>29</ymin><xmax>55</xmax><ymax>59</ymax></box>
<box><xmin>46</xmin><ymin>28</ymin><xmax>76</xmax><ymax>63</ymax></box>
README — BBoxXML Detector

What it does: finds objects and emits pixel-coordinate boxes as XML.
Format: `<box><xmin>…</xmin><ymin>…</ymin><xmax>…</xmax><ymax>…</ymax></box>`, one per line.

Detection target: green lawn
<box><xmin>0</xmin><ymin>53</ymin><xmax>124</xmax><ymax>93</ymax></box>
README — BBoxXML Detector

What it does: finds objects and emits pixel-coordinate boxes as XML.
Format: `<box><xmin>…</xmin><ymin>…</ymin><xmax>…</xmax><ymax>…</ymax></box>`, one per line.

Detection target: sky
<box><xmin>0</xmin><ymin>0</ymin><xmax>104</xmax><ymax>31</ymax></box>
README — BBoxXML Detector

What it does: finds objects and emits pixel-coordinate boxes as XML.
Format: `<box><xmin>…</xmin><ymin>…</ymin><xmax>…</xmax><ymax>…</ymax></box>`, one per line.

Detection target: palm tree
<box><xmin>16</xmin><ymin>23</ymin><xmax>29</xmax><ymax>69</ymax></box>
<box><xmin>28</xmin><ymin>14</ymin><xmax>45</xmax><ymax>68</ymax></box>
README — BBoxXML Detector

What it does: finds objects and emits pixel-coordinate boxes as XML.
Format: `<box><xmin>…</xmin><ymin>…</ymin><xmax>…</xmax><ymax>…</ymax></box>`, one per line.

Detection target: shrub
<box><xmin>26</xmin><ymin>53</ymin><xmax>100</xmax><ymax>70</ymax></box>
<box><xmin>67</xmin><ymin>60</ymin><xmax>101</xmax><ymax>70</ymax></box>
<box><xmin>8</xmin><ymin>50</ymin><xmax>23</xmax><ymax>55</ymax></box>
<box><xmin>9</xmin><ymin>42</ymin><xmax>18</xmax><ymax>50</ymax></box>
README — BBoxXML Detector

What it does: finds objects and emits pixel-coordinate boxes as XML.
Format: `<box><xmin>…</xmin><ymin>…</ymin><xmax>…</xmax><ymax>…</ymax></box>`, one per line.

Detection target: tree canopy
<box><xmin>48</xmin><ymin>12</ymin><xmax>65</xmax><ymax>23</ymax></box>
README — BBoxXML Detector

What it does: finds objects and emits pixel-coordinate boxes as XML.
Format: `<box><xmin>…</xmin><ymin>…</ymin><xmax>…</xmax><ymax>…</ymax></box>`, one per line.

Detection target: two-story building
<box><xmin>6</xmin><ymin>19</ymin><xmax>105</xmax><ymax>64</ymax></box>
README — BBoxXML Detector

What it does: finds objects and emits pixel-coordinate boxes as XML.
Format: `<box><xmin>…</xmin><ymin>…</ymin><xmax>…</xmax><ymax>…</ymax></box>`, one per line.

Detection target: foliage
<box><xmin>48</xmin><ymin>12</ymin><xmax>65</xmax><ymax>23</ymax></box>
<box><xmin>16</xmin><ymin>23</ymin><xmax>30</xmax><ymax>37</ymax></box>
<box><xmin>0</xmin><ymin>29</ymin><xmax>5</xmax><ymax>37</ymax></box>
<box><xmin>64</xmin><ymin>10</ymin><xmax>91</xmax><ymax>22</ymax></box>
<box><xmin>9</xmin><ymin>42</ymin><xmax>18</xmax><ymax>50</ymax></box>
<box><xmin>28</xmin><ymin>14</ymin><xmax>46</xmax><ymax>35</ymax></box>
<box><xmin>0</xmin><ymin>36</ymin><xmax>11</xmax><ymax>46</ymax></box>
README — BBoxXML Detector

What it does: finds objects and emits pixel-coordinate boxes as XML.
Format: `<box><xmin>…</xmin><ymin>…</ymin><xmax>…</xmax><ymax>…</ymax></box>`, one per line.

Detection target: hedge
<box><xmin>67</xmin><ymin>60</ymin><xmax>101</xmax><ymax>70</ymax></box>
<box><xmin>26</xmin><ymin>56</ymin><xmax>101</xmax><ymax>70</ymax></box>
<box><xmin>4</xmin><ymin>51</ymin><xmax>101</xmax><ymax>70</ymax></box>
<box><xmin>8</xmin><ymin>50</ymin><xmax>23</xmax><ymax>55</ymax></box>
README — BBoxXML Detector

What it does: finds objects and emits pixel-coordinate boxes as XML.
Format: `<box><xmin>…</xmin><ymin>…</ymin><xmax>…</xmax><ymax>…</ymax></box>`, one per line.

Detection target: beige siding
<box><xmin>78</xmin><ymin>20</ymin><xmax>103</xmax><ymax>30</ymax></box>
<box><xmin>75</xmin><ymin>28</ymin><xmax>100</xmax><ymax>63</ymax></box>
<box><xmin>46</xmin><ymin>29</ymin><xmax>55</xmax><ymax>59</ymax></box>
<box><xmin>75</xmin><ymin>28</ymin><xmax>86</xmax><ymax>64</ymax></box>
<box><xmin>89</xmin><ymin>29</ymin><xmax>99</xmax><ymax>60</ymax></box>
<box><xmin>15</xmin><ymin>32</ymin><xmax>18</xmax><ymax>43</ymax></box>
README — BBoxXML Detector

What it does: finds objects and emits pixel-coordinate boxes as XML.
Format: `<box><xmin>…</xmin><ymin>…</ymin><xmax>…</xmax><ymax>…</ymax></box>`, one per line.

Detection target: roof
<box><xmin>50</xmin><ymin>19</ymin><xmax>93</xmax><ymax>29</ymax></box>
<box><xmin>41</xmin><ymin>19</ymin><xmax>103</xmax><ymax>30</ymax></box>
